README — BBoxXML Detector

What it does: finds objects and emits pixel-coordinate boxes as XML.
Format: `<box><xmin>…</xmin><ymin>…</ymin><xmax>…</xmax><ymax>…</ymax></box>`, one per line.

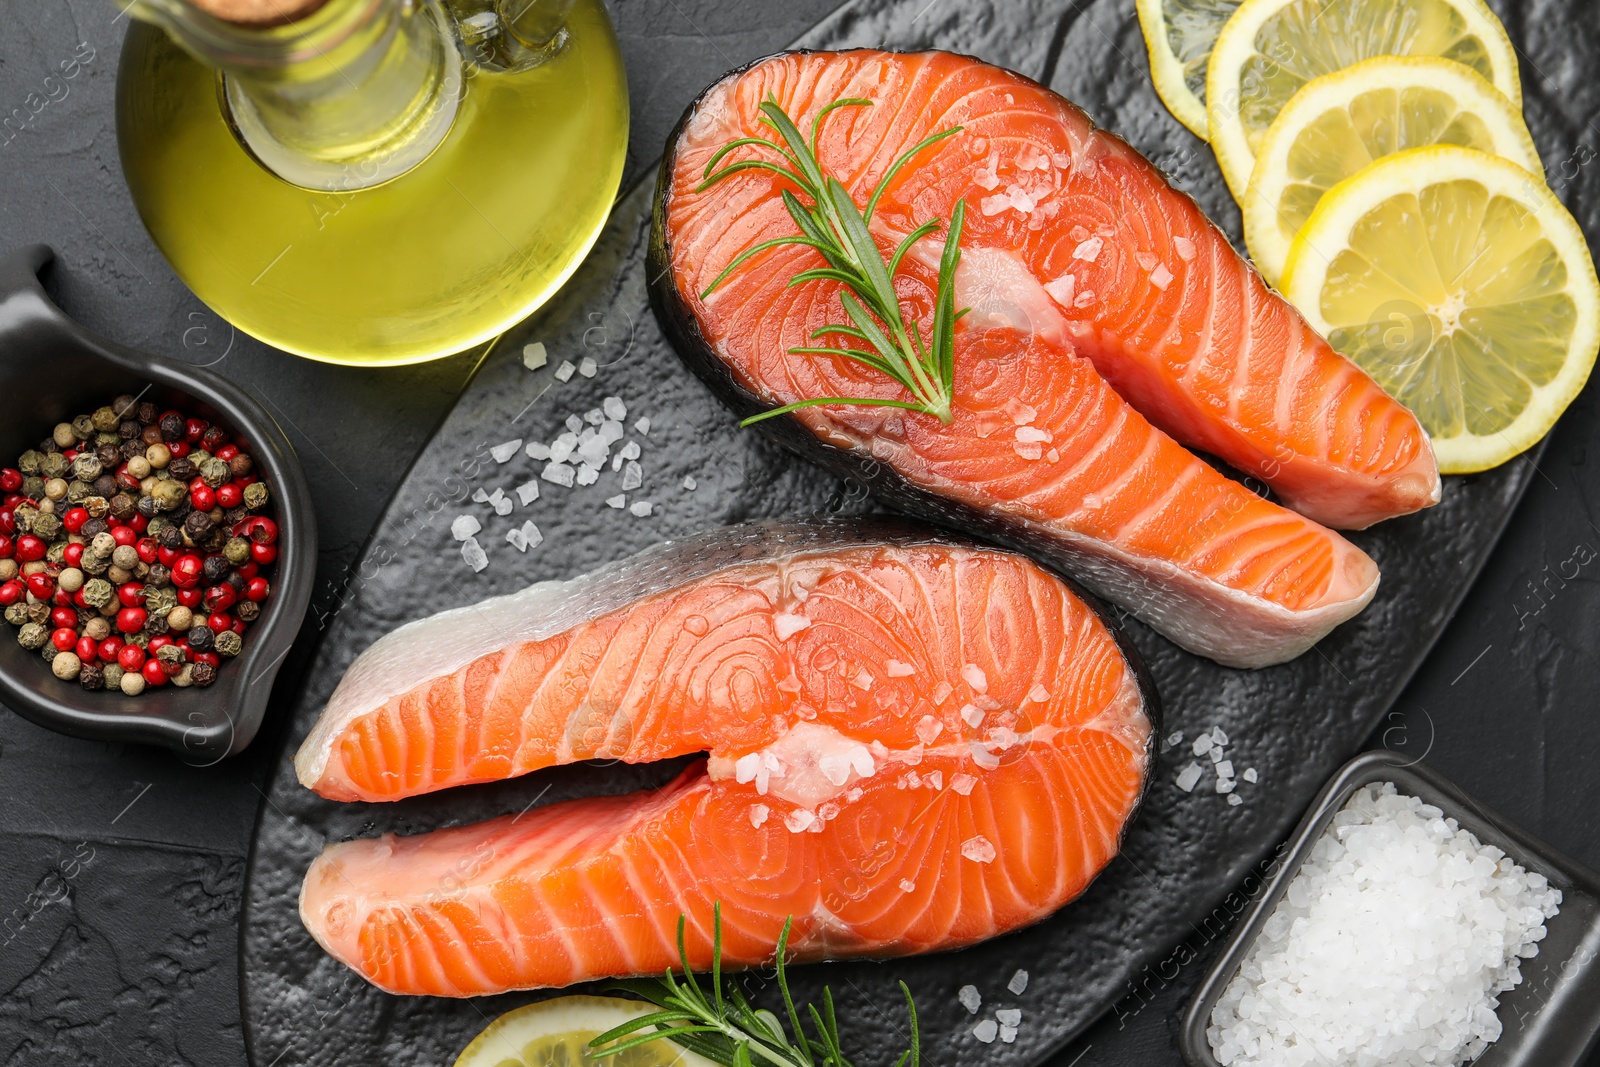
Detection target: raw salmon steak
<box><xmin>649</xmin><ymin>52</ymin><xmax>1419</xmax><ymax>666</ymax></box>
<box><xmin>297</xmin><ymin>522</ymin><xmax>1155</xmax><ymax>995</ymax></box>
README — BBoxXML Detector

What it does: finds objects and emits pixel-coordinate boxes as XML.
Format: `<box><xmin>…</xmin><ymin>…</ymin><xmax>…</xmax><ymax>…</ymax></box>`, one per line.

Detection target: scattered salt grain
<box><xmin>629</xmin><ymin>500</ymin><xmax>653</xmax><ymax>517</ymax></box>
<box><xmin>750</xmin><ymin>804</ymin><xmax>769</xmax><ymax>829</ymax></box>
<box><xmin>962</xmin><ymin>836</ymin><xmax>996</xmax><ymax>864</ymax></box>
<box><xmin>601</xmin><ymin>420</ymin><xmax>625</xmax><ymax>444</ymax></box>
<box><xmin>618</xmin><ymin>439</ymin><xmax>641</xmax><ymax>461</ymax></box>
<box><xmin>900</xmin><ymin>879</ymin><xmax>917</xmax><ymax>893</ymax></box>
<box><xmin>583</xmin><ymin>408</ymin><xmax>604</xmax><ymax>426</ymax></box>
<box><xmin>603</xmin><ymin>396</ymin><xmax>627</xmax><ymax>421</ymax></box>
<box><xmin>1227</xmin><ymin>793</ymin><xmax>1243</xmax><ymax>807</ymax></box>
<box><xmin>959</xmin><ymin>986</ymin><xmax>982</xmax><ymax>1014</ymax></box>
<box><xmin>635</xmin><ymin>417</ymin><xmax>651</xmax><ymax>435</ymax></box>
<box><xmin>554</xmin><ymin>360</ymin><xmax>575</xmax><ymax>381</ymax></box>
<box><xmin>549</xmin><ymin>434</ymin><xmax>577</xmax><ymax>463</ymax></box>
<box><xmin>999</xmin><ymin>1025</ymin><xmax>1018</xmax><ymax>1044</ymax></box>
<box><xmin>1150</xmin><ymin>264</ymin><xmax>1174</xmax><ymax>290</ymax></box>
<box><xmin>525</xmin><ymin>441</ymin><xmax>551</xmax><ymax>461</ymax></box>
<box><xmin>915</xmin><ymin>716</ymin><xmax>943</xmax><ymax>744</ymax></box>
<box><xmin>1008</xmin><ymin>970</ymin><xmax>1029</xmax><ymax>995</ymax></box>
<box><xmin>565</xmin><ymin>414</ymin><xmax>584</xmax><ymax>433</ymax></box>
<box><xmin>784</xmin><ymin>809</ymin><xmax>816</xmax><ymax>833</ymax></box>
<box><xmin>1165</xmin><ymin>731</ymin><xmax>1185</xmax><ymax>750</ymax></box>
<box><xmin>490</xmin><ymin>439</ymin><xmax>522</xmax><ymax>463</ymax></box>
<box><xmin>515</xmin><ymin>481</ymin><xmax>539</xmax><ymax>506</ymax></box>
<box><xmin>1210</xmin><ymin>746</ymin><xmax>1225</xmax><ymax>764</ymax></box>
<box><xmin>1215</xmin><ymin>778</ymin><xmax>1235</xmax><ymax>794</ymax></box>
<box><xmin>962</xmin><ymin>663</ymin><xmax>988</xmax><ymax>691</ymax></box>
<box><xmin>1028</xmin><ymin>684</ymin><xmax>1050</xmax><ymax>703</ymax></box>
<box><xmin>621</xmin><ymin>461</ymin><xmax>643</xmax><ymax>491</ymax></box>
<box><xmin>489</xmin><ymin>489</ymin><xmax>512</xmax><ymax>515</ymax></box>
<box><xmin>471</xmin><ymin>487</ymin><xmax>490</xmax><ymax>503</ymax></box>
<box><xmin>1216</xmin><ymin>760</ymin><xmax>1234</xmax><ymax>779</ymax></box>
<box><xmin>1193</xmin><ymin>734</ymin><xmax>1214</xmax><ymax>756</ymax></box>
<box><xmin>460</xmin><ymin>537</ymin><xmax>488</xmax><ymax>572</ymax></box>
<box><xmin>575</xmin><ymin>466</ymin><xmax>599</xmax><ymax>486</ymax></box>
<box><xmin>996</xmin><ymin>1009</ymin><xmax>1021</xmax><ymax>1027</ymax></box>
<box><xmin>973</xmin><ymin>1019</ymin><xmax>999</xmax><ymax>1043</ymax></box>
<box><xmin>774</xmin><ymin>613</ymin><xmax>810</xmax><ymax>640</ymax></box>
<box><xmin>578</xmin><ymin>357</ymin><xmax>597</xmax><ymax>378</ymax></box>
<box><xmin>852</xmin><ymin>670</ymin><xmax>873</xmax><ymax>690</ymax></box>
<box><xmin>522</xmin><ymin>342</ymin><xmax>547</xmax><ymax>370</ymax></box>
<box><xmin>1072</xmin><ymin>236</ymin><xmax>1103</xmax><ymax>262</ymax></box>
<box><xmin>931</xmin><ymin>680</ymin><xmax>953</xmax><ymax>706</ymax></box>
<box><xmin>682</xmin><ymin>475</ymin><xmax>697</xmax><ymax>491</ymax></box>
<box><xmin>1173</xmin><ymin>236</ymin><xmax>1197</xmax><ymax>261</ymax></box>
<box><xmin>541</xmin><ymin>462</ymin><xmax>575</xmax><ymax>487</ymax></box>
<box><xmin>450</xmin><ymin>515</ymin><xmax>481</xmax><ymax>541</ymax></box>
<box><xmin>577</xmin><ymin>435</ymin><xmax>610</xmax><ymax>469</ymax></box>
<box><xmin>505</xmin><ymin>521</ymin><xmax>542</xmax><ymax>552</ymax></box>
<box><xmin>1073</xmin><ymin>289</ymin><xmax>1096</xmax><ymax>307</ymax></box>
<box><xmin>1206</xmin><ymin>782</ymin><xmax>1563</xmax><ymax>1067</ymax></box>
<box><xmin>961</xmin><ymin>704</ymin><xmax>985</xmax><ymax>728</ymax></box>
<box><xmin>1242</xmin><ymin>767</ymin><xmax>1258</xmax><ymax>784</ymax></box>
<box><xmin>1044</xmin><ymin>273</ymin><xmax>1076</xmax><ymax>306</ymax></box>
<box><xmin>1211</xmin><ymin>726</ymin><xmax>1229</xmax><ymax>746</ymax></box>
<box><xmin>606</xmin><ymin>494</ymin><xmax>626</xmax><ymax>509</ymax></box>
<box><xmin>1175</xmin><ymin>762</ymin><xmax>1204</xmax><ymax>793</ymax></box>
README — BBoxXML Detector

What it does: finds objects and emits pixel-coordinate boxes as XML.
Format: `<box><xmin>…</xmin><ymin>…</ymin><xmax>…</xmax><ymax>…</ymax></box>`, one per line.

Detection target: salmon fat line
<box><xmin>698</xmin><ymin>97</ymin><xmax>969</xmax><ymax>427</ymax></box>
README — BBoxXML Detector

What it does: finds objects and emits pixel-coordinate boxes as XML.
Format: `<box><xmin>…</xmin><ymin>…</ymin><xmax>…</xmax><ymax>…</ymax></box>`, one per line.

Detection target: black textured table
<box><xmin>0</xmin><ymin>1</ymin><xmax>1596</xmax><ymax>1065</ymax></box>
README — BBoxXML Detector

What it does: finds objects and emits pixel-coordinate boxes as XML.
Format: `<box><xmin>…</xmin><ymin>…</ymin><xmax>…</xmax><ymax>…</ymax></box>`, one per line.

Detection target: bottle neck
<box><xmin>125</xmin><ymin>0</ymin><xmax>462</xmax><ymax>191</ymax></box>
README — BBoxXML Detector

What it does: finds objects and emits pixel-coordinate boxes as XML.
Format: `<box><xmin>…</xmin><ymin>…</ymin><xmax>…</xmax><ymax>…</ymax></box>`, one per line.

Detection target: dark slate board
<box><xmin>239</xmin><ymin>0</ymin><xmax>1545</xmax><ymax>1064</ymax></box>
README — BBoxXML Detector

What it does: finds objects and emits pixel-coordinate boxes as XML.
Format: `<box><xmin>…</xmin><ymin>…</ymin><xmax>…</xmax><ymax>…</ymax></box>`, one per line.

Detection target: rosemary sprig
<box><xmin>589</xmin><ymin>904</ymin><xmax>920</xmax><ymax>1067</ymax></box>
<box><xmin>696</xmin><ymin>97</ymin><xmax>968</xmax><ymax>427</ymax></box>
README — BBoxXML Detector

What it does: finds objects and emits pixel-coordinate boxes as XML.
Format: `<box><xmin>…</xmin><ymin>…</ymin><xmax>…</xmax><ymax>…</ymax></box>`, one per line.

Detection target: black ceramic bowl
<box><xmin>1180</xmin><ymin>749</ymin><xmax>1600</xmax><ymax>1067</ymax></box>
<box><xmin>0</xmin><ymin>245</ymin><xmax>315</xmax><ymax>760</ymax></box>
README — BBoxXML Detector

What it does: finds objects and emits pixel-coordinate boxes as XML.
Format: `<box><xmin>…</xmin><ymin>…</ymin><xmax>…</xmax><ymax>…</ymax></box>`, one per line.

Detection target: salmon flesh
<box><xmin>650</xmin><ymin>50</ymin><xmax>1430</xmax><ymax>666</ymax></box>
<box><xmin>297</xmin><ymin>522</ymin><xmax>1155</xmax><ymax>995</ymax></box>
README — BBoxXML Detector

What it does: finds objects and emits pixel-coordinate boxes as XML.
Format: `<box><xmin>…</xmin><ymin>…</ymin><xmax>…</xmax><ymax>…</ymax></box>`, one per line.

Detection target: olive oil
<box><xmin>116</xmin><ymin>0</ymin><xmax>628</xmax><ymax>366</ymax></box>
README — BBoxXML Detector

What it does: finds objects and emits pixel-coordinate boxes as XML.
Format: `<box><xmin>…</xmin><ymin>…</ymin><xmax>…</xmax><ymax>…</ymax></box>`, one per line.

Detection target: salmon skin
<box><xmin>649</xmin><ymin>51</ymin><xmax>1390</xmax><ymax>668</ymax></box>
<box><xmin>650</xmin><ymin>49</ymin><xmax>1438</xmax><ymax>533</ymax></box>
<box><xmin>297</xmin><ymin>521</ymin><xmax>1156</xmax><ymax>995</ymax></box>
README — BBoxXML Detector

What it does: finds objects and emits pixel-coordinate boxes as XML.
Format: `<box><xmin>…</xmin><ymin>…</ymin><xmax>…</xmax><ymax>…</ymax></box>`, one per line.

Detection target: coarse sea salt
<box><xmin>959</xmin><ymin>985</ymin><xmax>982</xmax><ymax>1013</ymax></box>
<box><xmin>1008</xmin><ymin>970</ymin><xmax>1029</xmax><ymax>995</ymax></box>
<box><xmin>1207</xmin><ymin>782</ymin><xmax>1562</xmax><ymax>1067</ymax></box>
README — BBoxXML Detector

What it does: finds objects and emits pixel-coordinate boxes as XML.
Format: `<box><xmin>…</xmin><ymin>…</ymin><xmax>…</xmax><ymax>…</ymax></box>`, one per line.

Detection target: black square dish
<box><xmin>1179</xmin><ymin>748</ymin><xmax>1600</xmax><ymax>1067</ymax></box>
<box><xmin>0</xmin><ymin>245</ymin><xmax>315</xmax><ymax>760</ymax></box>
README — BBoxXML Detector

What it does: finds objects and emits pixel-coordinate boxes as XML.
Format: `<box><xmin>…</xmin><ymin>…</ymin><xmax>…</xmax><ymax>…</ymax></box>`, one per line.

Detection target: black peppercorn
<box><xmin>235</xmin><ymin>600</ymin><xmax>261</xmax><ymax>623</ymax></box>
<box><xmin>201</xmin><ymin>528</ymin><xmax>227</xmax><ymax>554</ymax></box>
<box><xmin>187</xmin><ymin>624</ymin><xmax>215</xmax><ymax>652</ymax></box>
<box><xmin>200</xmin><ymin>554</ymin><xmax>229</xmax><ymax>584</ymax></box>
<box><xmin>159</xmin><ymin>521</ymin><xmax>185</xmax><ymax>547</ymax></box>
<box><xmin>78</xmin><ymin>663</ymin><xmax>105</xmax><ymax>691</ymax></box>
<box><xmin>224</xmin><ymin>506</ymin><xmax>248</xmax><ymax>527</ymax></box>
<box><xmin>191</xmin><ymin>661</ymin><xmax>217</xmax><ymax>687</ymax></box>
<box><xmin>225</xmin><ymin>572</ymin><xmax>245</xmax><ymax>594</ymax></box>
<box><xmin>168</xmin><ymin>456</ymin><xmax>196</xmax><ymax>482</ymax></box>
<box><xmin>140</xmin><ymin>424</ymin><xmax>162</xmax><ymax>447</ymax></box>
<box><xmin>200</xmin><ymin>426</ymin><xmax>226</xmax><ymax>453</ymax></box>
<box><xmin>119</xmin><ymin>438</ymin><xmax>144</xmax><ymax>461</ymax></box>
<box><xmin>81</xmin><ymin>517</ymin><xmax>109</xmax><ymax>539</ymax></box>
<box><xmin>147</xmin><ymin>563</ymin><xmax>171</xmax><ymax>588</ymax></box>
<box><xmin>184</xmin><ymin>510</ymin><xmax>213</xmax><ymax>541</ymax></box>
<box><xmin>228</xmin><ymin>453</ymin><xmax>253</xmax><ymax>479</ymax></box>
<box><xmin>159</xmin><ymin>412</ymin><xmax>185</xmax><ymax>442</ymax></box>
<box><xmin>137</xmin><ymin>400</ymin><xmax>159</xmax><ymax>425</ymax></box>
<box><xmin>92</xmin><ymin>474</ymin><xmax>116</xmax><ymax>498</ymax></box>
<box><xmin>120</xmin><ymin>419</ymin><xmax>140</xmax><ymax>440</ymax></box>
<box><xmin>136</xmin><ymin>494</ymin><xmax>158</xmax><ymax>519</ymax></box>
<box><xmin>109</xmin><ymin>494</ymin><xmax>137</xmax><ymax>523</ymax></box>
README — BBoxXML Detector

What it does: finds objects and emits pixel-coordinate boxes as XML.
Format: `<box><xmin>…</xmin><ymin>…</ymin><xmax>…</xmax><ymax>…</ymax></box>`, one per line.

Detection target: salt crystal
<box><xmin>1165</xmin><ymin>731</ymin><xmax>1185</xmax><ymax>750</ymax></box>
<box><xmin>1211</xmin><ymin>726</ymin><xmax>1229</xmax><ymax>746</ymax></box>
<box><xmin>899</xmin><ymin>879</ymin><xmax>916</xmax><ymax>893</ymax></box>
<box><xmin>959</xmin><ymin>986</ymin><xmax>982</xmax><ymax>1014</ymax></box>
<box><xmin>999</xmin><ymin>1025</ymin><xmax>1018</xmax><ymax>1044</ymax></box>
<box><xmin>549</xmin><ymin>434</ymin><xmax>576</xmax><ymax>463</ymax></box>
<box><xmin>852</xmin><ymin>669</ymin><xmax>873</xmax><ymax>690</ymax></box>
<box><xmin>1028</xmin><ymin>684</ymin><xmax>1050</xmax><ymax>703</ymax></box>
<box><xmin>962</xmin><ymin>663</ymin><xmax>988</xmax><ymax>691</ymax></box>
<box><xmin>1193</xmin><ymin>734</ymin><xmax>1214</xmax><ymax>756</ymax></box>
<box><xmin>525</xmin><ymin>441</ymin><xmax>551</xmax><ymax>461</ymax></box>
<box><xmin>606</xmin><ymin>494</ymin><xmax>626</xmax><ymax>509</ymax></box>
<box><xmin>962</xmin><ymin>836</ymin><xmax>996</xmax><ymax>863</ymax></box>
<box><xmin>1243</xmin><ymin>767</ymin><xmax>1258</xmax><ymax>784</ymax></box>
<box><xmin>1150</xmin><ymin>264</ymin><xmax>1174</xmax><ymax>290</ymax></box>
<box><xmin>1044</xmin><ymin>274</ymin><xmax>1076</xmax><ymax>307</ymax></box>
<box><xmin>1013</xmin><ymin>442</ymin><xmax>1043</xmax><ymax>460</ymax></box>
<box><xmin>1227</xmin><ymin>793</ymin><xmax>1244</xmax><ymax>807</ymax></box>
<box><xmin>951</xmin><ymin>773</ymin><xmax>977</xmax><ymax>795</ymax></box>
<box><xmin>1174</xmin><ymin>236</ymin><xmax>1197</xmax><ymax>261</ymax></box>
<box><xmin>1015</xmin><ymin>426</ymin><xmax>1050</xmax><ymax>444</ymax></box>
<box><xmin>1209</xmin><ymin>746</ymin><xmax>1225</xmax><ymax>764</ymax></box>
<box><xmin>578</xmin><ymin>357</ymin><xmax>597</xmax><ymax>378</ymax></box>
<box><xmin>621</xmin><ymin>461</ymin><xmax>642</xmax><ymax>491</ymax></box>
<box><xmin>577</xmin><ymin>437</ymin><xmax>610</xmax><ymax>470</ymax></box>
<box><xmin>603</xmin><ymin>396</ymin><xmax>627</xmax><ymax>421</ymax></box>
<box><xmin>490</xmin><ymin>489</ymin><xmax>513</xmax><ymax>515</ymax></box>
<box><xmin>996</xmin><ymin>1009</ymin><xmax>1021</xmax><ymax>1026</ymax></box>
<box><xmin>522</xmin><ymin>342</ymin><xmax>547</xmax><ymax>370</ymax></box>
<box><xmin>514</xmin><ymin>481</ymin><xmax>539</xmax><ymax>506</ymax></box>
<box><xmin>1074</xmin><ymin>289</ymin><xmax>1096</xmax><ymax>307</ymax></box>
<box><xmin>505</xmin><ymin>520</ymin><xmax>542</xmax><ymax>553</ymax></box>
<box><xmin>575</xmin><ymin>466</ymin><xmax>599</xmax><ymax>486</ymax></box>
<box><xmin>490</xmin><ymin>439</ymin><xmax>522</xmax><ymax>463</ymax></box>
<box><xmin>1217</xmin><ymin>760</ymin><xmax>1234</xmax><ymax>779</ymax></box>
<box><xmin>932</xmin><ymin>680</ymin><xmax>953</xmax><ymax>705</ymax></box>
<box><xmin>916</xmin><ymin>716</ymin><xmax>943</xmax><ymax>744</ymax></box>
<box><xmin>1175</xmin><ymin>762</ymin><xmax>1204</xmax><ymax>792</ymax></box>
<box><xmin>565</xmin><ymin>414</ymin><xmax>583</xmax><ymax>433</ymax></box>
<box><xmin>541</xmin><ymin>462</ymin><xmax>575</xmax><ymax>487</ymax></box>
<box><xmin>1008</xmin><ymin>970</ymin><xmax>1029</xmax><ymax>995</ymax></box>
<box><xmin>600</xmin><ymin>421</ymin><xmax>624</xmax><ymax>444</ymax></box>
<box><xmin>554</xmin><ymin>361</ymin><xmax>575</xmax><ymax>381</ymax></box>
<box><xmin>1136</xmin><ymin>252</ymin><xmax>1158</xmax><ymax>271</ymax></box>
<box><xmin>784</xmin><ymin>809</ymin><xmax>815</xmax><ymax>834</ymax></box>
<box><xmin>1072</xmin><ymin>236</ymin><xmax>1103</xmax><ymax>262</ymax></box>
<box><xmin>961</xmin><ymin>704</ymin><xmax>984</xmax><ymax>728</ymax></box>
<box><xmin>471</xmin><ymin>487</ymin><xmax>490</xmax><ymax>503</ymax></box>
<box><xmin>770</xmin><ymin>613</ymin><xmax>809</xmax><ymax>640</ymax></box>
<box><xmin>460</xmin><ymin>537</ymin><xmax>487</xmax><ymax>572</ymax></box>
<box><xmin>635</xmin><ymin>417</ymin><xmax>651</xmax><ymax>435</ymax></box>
<box><xmin>450</xmin><ymin>515</ymin><xmax>481</xmax><ymax>541</ymax></box>
<box><xmin>750</xmin><ymin>804</ymin><xmax>769</xmax><ymax>829</ymax></box>
<box><xmin>1216</xmin><ymin>777</ymin><xmax>1235</xmax><ymax>794</ymax></box>
<box><xmin>583</xmin><ymin>408</ymin><xmax>604</xmax><ymax>426</ymax></box>
<box><xmin>974</xmin><ymin>1020</ymin><xmax>999</xmax><ymax>1044</ymax></box>
<box><xmin>618</xmin><ymin>440</ymin><xmax>641</xmax><ymax>461</ymax></box>
<box><xmin>630</xmin><ymin>501</ymin><xmax>653</xmax><ymax>517</ymax></box>
<box><xmin>682</xmin><ymin>475</ymin><xmax>697</xmax><ymax>491</ymax></box>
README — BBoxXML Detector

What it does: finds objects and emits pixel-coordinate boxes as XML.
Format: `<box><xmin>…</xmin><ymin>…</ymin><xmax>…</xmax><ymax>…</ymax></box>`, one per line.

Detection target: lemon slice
<box><xmin>1206</xmin><ymin>0</ymin><xmax>1521</xmax><ymax>201</ymax></box>
<box><xmin>454</xmin><ymin>996</ymin><xmax>720</xmax><ymax>1067</ymax></box>
<box><xmin>1243</xmin><ymin>56</ymin><xmax>1540</xmax><ymax>285</ymax></box>
<box><xmin>1281</xmin><ymin>147</ymin><xmax>1599</xmax><ymax>474</ymax></box>
<box><xmin>1136</xmin><ymin>0</ymin><xmax>1244</xmax><ymax>138</ymax></box>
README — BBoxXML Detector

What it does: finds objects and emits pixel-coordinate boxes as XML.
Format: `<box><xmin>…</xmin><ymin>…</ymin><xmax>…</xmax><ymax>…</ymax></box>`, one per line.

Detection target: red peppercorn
<box><xmin>26</xmin><ymin>573</ymin><xmax>55</xmax><ymax>600</ymax></box>
<box><xmin>169</xmin><ymin>440</ymin><xmax>190</xmax><ymax>459</ymax></box>
<box><xmin>193</xmin><ymin>651</ymin><xmax>220</xmax><ymax>669</ymax></box>
<box><xmin>185</xmin><ymin>418</ymin><xmax>208</xmax><ymax>442</ymax></box>
<box><xmin>190</xmin><ymin>484</ymin><xmax>215</xmax><ymax>512</ymax></box>
<box><xmin>62</xmin><ymin>449</ymin><xmax>77</xmax><ymax>462</ymax></box>
<box><xmin>118</xmin><ymin>645</ymin><xmax>146</xmax><ymax>672</ymax></box>
<box><xmin>1</xmin><ymin>493</ymin><xmax>19</xmax><ymax>510</ymax></box>
<box><xmin>72</xmin><ymin>589</ymin><xmax>88</xmax><ymax>609</ymax></box>
<box><xmin>118</xmin><ymin>582</ymin><xmax>145</xmax><ymax>609</ymax></box>
<box><xmin>75</xmin><ymin>636</ymin><xmax>99</xmax><ymax>663</ymax></box>
<box><xmin>51</xmin><ymin>607</ymin><xmax>77</xmax><ymax>630</ymax></box>
<box><xmin>53</xmin><ymin>590</ymin><xmax>71</xmax><ymax>608</ymax></box>
<box><xmin>136</xmin><ymin>538</ymin><xmax>160</xmax><ymax>565</ymax></box>
<box><xmin>201</xmin><ymin>426</ymin><xmax>227</xmax><ymax>452</ymax></box>
<box><xmin>236</xmin><ymin>473</ymin><xmax>258</xmax><ymax>488</ymax></box>
<box><xmin>0</xmin><ymin>508</ymin><xmax>14</xmax><ymax>536</ymax></box>
<box><xmin>63</xmin><ymin>543</ymin><xmax>84</xmax><ymax>567</ymax></box>
<box><xmin>0</xmin><ymin>534</ymin><xmax>11</xmax><ymax>559</ymax></box>
<box><xmin>0</xmin><ymin>580</ymin><xmax>23</xmax><ymax>607</ymax></box>
<box><xmin>141</xmin><ymin>660</ymin><xmax>167</xmax><ymax>687</ymax></box>
<box><xmin>115</xmin><ymin>606</ymin><xmax>147</xmax><ymax>634</ymax></box>
<box><xmin>215</xmin><ymin>444</ymin><xmax>239</xmax><ymax>462</ymax></box>
<box><xmin>237</xmin><ymin>516</ymin><xmax>279</xmax><ymax>544</ymax></box>
<box><xmin>52</xmin><ymin>628</ymin><xmax>78</xmax><ymax>652</ymax></box>
<box><xmin>177</xmin><ymin>587</ymin><xmax>203</xmax><ymax>609</ymax></box>
<box><xmin>208</xmin><ymin>612</ymin><xmax>234</xmax><ymax>634</ymax></box>
<box><xmin>129</xmin><ymin>513</ymin><xmax>148</xmax><ymax>534</ymax></box>
<box><xmin>204</xmin><ymin>584</ymin><xmax>236</xmax><ymax>613</ymax></box>
<box><xmin>250</xmin><ymin>542</ymin><xmax>278</xmax><ymax>565</ymax></box>
<box><xmin>0</xmin><ymin>468</ymin><xmax>20</xmax><ymax>493</ymax></box>
<box><xmin>215</xmin><ymin>482</ymin><xmax>243</xmax><ymax>509</ymax></box>
<box><xmin>158</xmin><ymin>545</ymin><xmax>182</xmax><ymax>568</ymax></box>
<box><xmin>14</xmin><ymin>534</ymin><xmax>46</xmax><ymax>562</ymax></box>
<box><xmin>111</xmin><ymin>525</ymin><xmax>138</xmax><ymax>548</ymax></box>
<box><xmin>245</xmin><ymin>576</ymin><xmax>270</xmax><ymax>602</ymax></box>
<box><xmin>63</xmin><ymin>507</ymin><xmax>89</xmax><ymax>534</ymax></box>
<box><xmin>100</xmin><ymin>636</ymin><xmax>124</xmax><ymax>662</ymax></box>
<box><xmin>171</xmin><ymin>554</ymin><xmax>204</xmax><ymax>589</ymax></box>
<box><xmin>147</xmin><ymin>635</ymin><xmax>173</xmax><ymax>654</ymax></box>
<box><xmin>237</xmin><ymin>561</ymin><xmax>258</xmax><ymax>580</ymax></box>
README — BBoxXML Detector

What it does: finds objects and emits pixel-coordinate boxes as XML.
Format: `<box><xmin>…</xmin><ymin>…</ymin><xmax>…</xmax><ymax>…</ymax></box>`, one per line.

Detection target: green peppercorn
<box><xmin>81</xmin><ymin>578</ymin><xmax>115</xmax><ymax>610</ymax></box>
<box><xmin>40</xmin><ymin>452</ymin><xmax>69</xmax><ymax>480</ymax></box>
<box><xmin>17</xmin><ymin>449</ymin><xmax>43</xmax><ymax>474</ymax></box>
<box><xmin>102</xmin><ymin>663</ymin><xmax>125</xmax><ymax>691</ymax></box>
<box><xmin>32</xmin><ymin>512</ymin><xmax>61</xmax><ymax>541</ymax></box>
<box><xmin>21</xmin><ymin>475</ymin><xmax>44</xmax><ymax>500</ymax></box>
<box><xmin>5</xmin><ymin>603</ymin><xmax>30</xmax><ymax>627</ymax></box>
<box><xmin>222</xmin><ymin>537</ymin><xmax>250</xmax><ymax>565</ymax></box>
<box><xmin>25</xmin><ymin>602</ymin><xmax>49</xmax><ymax>625</ymax></box>
<box><xmin>215</xmin><ymin>630</ymin><xmax>243</xmax><ymax>657</ymax></box>
<box><xmin>71</xmin><ymin>453</ymin><xmax>102</xmax><ymax>482</ymax></box>
<box><xmin>127</xmin><ymin>631</ymin><xmax>149</xmax><ymax>650</ymax></box>
<box><xmin>198</xmin><ymin>457</ymin><xmax>228</xmax><ymax>488</ymax></box>
<box><xmin>16</xmin><ymin>622</ymin><xmax>47</xmax><ymax>650</ymax></box>
<box><xmin>155</xmin><ymin>644</ymin><xmax>183</xmax><ymax>668</ymax></box>
<box><xmin>142</xmin><ymin>586</ymin><xmax>175</xmax><ymax>618</ymax></box>
<box><xmin>66</xmin><ymin>480</ymin><xmax>92</xmax><ymax>505</ymax></box>
<box><xmin>91</xmin><ymin>406</ymin><xmax>120</xmax><ymax>433</ymax></box>
<box><xmin>44</xmin><ymin>542</ymin><xmax>68</xmax><ymax>568</ymax></box>
<box><xmin>78</xmin><ymin>663</ymin><xmax>105</xmax><ymax>691</ymax></box>
<box><xmin>151</xmin><ymin>479</ymin><xmax>186</xmax><ymax>511</ymax></box>
<box><xmin>243</xmin><ymin>481</ymin><xmax>270</xmax><ymax>510</ymax></box>
<box><xmin>12</xmin><ymin>504</ymin><xmax>37</xmax><ymax>534</ymax></box>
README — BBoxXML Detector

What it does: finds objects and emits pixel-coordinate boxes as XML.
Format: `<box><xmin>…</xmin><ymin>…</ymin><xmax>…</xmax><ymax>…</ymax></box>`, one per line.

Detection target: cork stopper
<box><xmin>185</xmin><ymin>0</ymin><xmax>331</xmax><ymax>25</ymax></box>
